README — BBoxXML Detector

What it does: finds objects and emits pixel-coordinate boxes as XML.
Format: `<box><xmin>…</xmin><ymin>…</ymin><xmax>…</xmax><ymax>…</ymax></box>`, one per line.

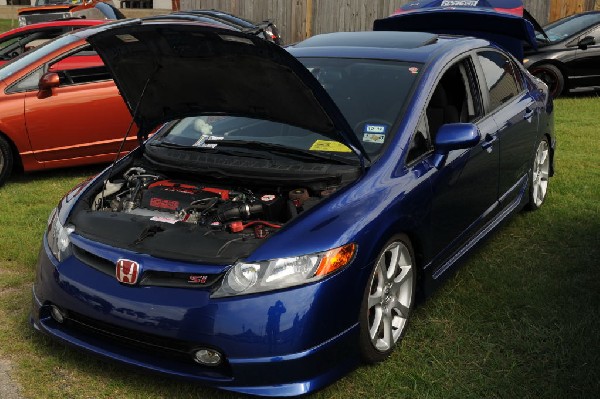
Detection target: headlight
<box><xmin>212</xmin><ymin>243</ymin><xmax>356</xmax><ymax>298</ymax></box>
<box><xmin>46</xmin><ymin>208</ymin><xmax>74</xmax><ymax>262</ymax></box>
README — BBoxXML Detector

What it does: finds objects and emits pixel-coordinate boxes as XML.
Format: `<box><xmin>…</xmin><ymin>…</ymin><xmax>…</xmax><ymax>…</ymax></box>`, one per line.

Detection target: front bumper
<box><xmin>31</xmin><ymin>237</ymin><xmax>362</xmax><ymax>396</ymax></box>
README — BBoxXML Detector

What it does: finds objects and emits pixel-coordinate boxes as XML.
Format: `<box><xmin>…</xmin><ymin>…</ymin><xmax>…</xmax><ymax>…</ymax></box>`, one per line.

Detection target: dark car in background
<box><xmin>146</xmin><ymin>9</ymin><xmax>282</xmax><ymax>44</ymax></box>
<box><xmin>524</xmin><ymin>11</ymin><xmax>600</xmax><ymax>97</ymax></box>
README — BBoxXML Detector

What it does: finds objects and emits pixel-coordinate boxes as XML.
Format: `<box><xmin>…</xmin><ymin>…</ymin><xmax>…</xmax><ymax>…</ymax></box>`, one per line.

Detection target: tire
<box><xmin>529</xmin><ymin>64</ymin><xmax>565</xmax><ymax>98</ymax></box>
<box><xmin>0</xmin><ymin>135</ymin><xmax>14</xmax><ymax>187</ymax></box>
<box><xmin>527</xmin><ymin>137</ymin><xmax>550</xmax><ymax>211</ymax></box>
<box><xmin>359</xmin><ymin>234</ymin><xmax>416</xmax><ymax>363</ymax></box>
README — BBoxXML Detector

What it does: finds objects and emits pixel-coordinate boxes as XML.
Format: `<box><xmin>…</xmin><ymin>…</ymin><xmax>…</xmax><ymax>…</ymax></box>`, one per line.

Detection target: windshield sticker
<box><xmin>310</xmin><ymin>140</ymin><xmax>352</xmax><ymax>153</ymax></box>
<box><xmin>363</xmin><ymin>124</ymin><xmax>388</xmax><ymax>134</ymax></box>
<box><xmin>116</xmin><ymin>34</ymin><xmax>139</xmax><ymax>43</ymax></box>
<box><xmin>192</xmin><ymin>135</ymin><xmax>224</xmax><ymax>148</ymax></box>
<box><xmin>363</xmin><ymin>133</ymin><xmax>386</xmax><ymax>144</ymax></box>
<box><xmin>409</xmin><ymin>67</ymin><xmax>419</xmax><ymax>74</ymax></box>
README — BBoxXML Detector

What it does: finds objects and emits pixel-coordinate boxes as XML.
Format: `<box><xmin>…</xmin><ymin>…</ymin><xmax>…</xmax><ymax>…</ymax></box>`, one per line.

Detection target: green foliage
<box><xmin>0</xmin><ymin>73</ymin><xmax>598</xmax><ymax>398</ymax></box>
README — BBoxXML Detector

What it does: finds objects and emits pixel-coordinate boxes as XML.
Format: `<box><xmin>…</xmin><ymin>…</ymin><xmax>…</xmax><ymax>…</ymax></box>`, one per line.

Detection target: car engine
<box><xmin>90</xmin><ymin>166</ymin><xmax>332</xmax><ymax>241</ymax></box>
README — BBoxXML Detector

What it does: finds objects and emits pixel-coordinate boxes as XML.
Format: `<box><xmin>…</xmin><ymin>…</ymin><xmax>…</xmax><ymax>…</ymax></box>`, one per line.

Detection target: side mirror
<box><xmin>37</xmin><ymin>72</ymin><xmax>60</xmax><ymax>99</ymax></box>
<box><xmin>578</xmin><ymin>35</ymin><xmax>595</xmax><ymax>50</ymax></box>
<box><xmin>432</xmin><ymin>123</ymin><xmax>481</xmax><ymax>169</ymax></box>
<box><xmin>38</xmin><ymin>72</ymin><xmax>60</xmax><ymax>91</ymax></box>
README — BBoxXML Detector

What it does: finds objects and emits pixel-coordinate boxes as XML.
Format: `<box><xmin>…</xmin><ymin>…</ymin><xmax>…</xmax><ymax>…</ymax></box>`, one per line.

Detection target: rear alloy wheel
<box><xmin>528</xmin><ymin>137</ymin><xmax>550</xmax><ymax>210</ymax></box>
<box><xmin>530</xmin><ymin>64</ymin><xmax>564</xmax><ymax>98</ymax></box>
<box><xmin>0</xmin><ymin>136</ymin><xmax>14</xmax><ymax>187</ymax></box>
<box><xmin>359</xmin><ymin>235</ymin><xmax>416</xmax><ymax>363</ymax></box>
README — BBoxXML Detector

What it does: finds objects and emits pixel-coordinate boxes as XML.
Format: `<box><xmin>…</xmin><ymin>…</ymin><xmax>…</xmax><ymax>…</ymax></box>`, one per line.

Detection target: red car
<box><xmin>0</xmin><ymin>20</ymin><xmax>137</xmax><ymax>186</ymax></box>
<box><xmin>0</xmin><ymin>19</ymin><xmax>105</xmax><ymax>62</ymax></box>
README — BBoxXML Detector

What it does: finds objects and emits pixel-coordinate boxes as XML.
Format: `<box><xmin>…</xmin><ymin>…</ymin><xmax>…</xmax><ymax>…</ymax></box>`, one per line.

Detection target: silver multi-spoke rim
<box><xmin>532</xmin><ymin>140</ymin><xmax>550</xmax><ymax>207</ymax></box>
<box><xmin>367</xmin><ymin>241</ymin><xmax>414</xmax><ymax>352</ymax></box>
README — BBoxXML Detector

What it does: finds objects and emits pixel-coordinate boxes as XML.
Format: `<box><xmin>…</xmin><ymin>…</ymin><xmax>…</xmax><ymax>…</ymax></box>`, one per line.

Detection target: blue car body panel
<box><xmin>31</xmin><ymin>23</ymin><xmax>555</xmax><ymax>396</ymax></box>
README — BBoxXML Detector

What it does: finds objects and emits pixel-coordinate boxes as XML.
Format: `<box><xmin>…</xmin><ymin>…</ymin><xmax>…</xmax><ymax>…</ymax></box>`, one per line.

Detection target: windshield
<box><xmin>539</xmin><ymin>13</ymin><xmax>600</xmax><ymax>43</ymax></box>
<box><xmin>0</xmin><ymin>34</ymin><xmax>79</xmax><ymax>81</ymax></box>
<box><xmin>152</xmin><ymin>58</ymin><xmax>419</xmax><ymax>160</ymax></box>
<box><xmin>301</xmin><ymin>58</ymin><xmax>420</xmax><ymax>155</ymax></box>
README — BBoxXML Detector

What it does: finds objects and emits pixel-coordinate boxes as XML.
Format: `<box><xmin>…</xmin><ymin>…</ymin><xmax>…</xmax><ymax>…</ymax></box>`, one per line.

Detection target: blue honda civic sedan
<box><xmin>32</xmin><ymin>13</ymin><xmax>555</xmax><ymax>397</ymax></box>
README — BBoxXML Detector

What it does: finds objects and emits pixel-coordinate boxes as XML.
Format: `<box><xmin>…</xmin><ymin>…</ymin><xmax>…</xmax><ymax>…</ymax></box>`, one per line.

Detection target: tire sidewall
<box><xmin>0</xmin><ymin>136</ymin><xmax>14</xmax><ymax>187</ymax></box>
<box><xmin>530</xmin><ymin>64</ymin><xmax>564</xmax><ymax>98</ymax></box>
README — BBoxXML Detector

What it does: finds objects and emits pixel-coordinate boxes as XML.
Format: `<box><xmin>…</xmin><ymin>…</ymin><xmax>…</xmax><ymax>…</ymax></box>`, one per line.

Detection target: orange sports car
<box><xmin>0</xmin><ymin>21</ymin><xmax>137</xmax><ymax>187</ymax></box>
<box><xmin>18</xmin><ymin>0</ymin><xmax>125</xmax><ymax>27</ymax></box>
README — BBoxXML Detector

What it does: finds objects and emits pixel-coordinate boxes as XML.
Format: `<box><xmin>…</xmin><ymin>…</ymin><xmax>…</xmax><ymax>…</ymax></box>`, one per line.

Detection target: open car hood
<box><xmin>374</xmin><ymin>5</ymin><xmax>538</xmax><ymax>60</ymax></box>
<box><xmin>86</xmin><ymin>22</ymin><xmax>367</xmax><ymax>162</ymax></box>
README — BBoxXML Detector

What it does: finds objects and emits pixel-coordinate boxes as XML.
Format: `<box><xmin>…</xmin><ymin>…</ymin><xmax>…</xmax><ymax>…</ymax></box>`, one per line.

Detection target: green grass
<box><xmin>0</xmin><ymin>19</ymin><xmax>18</xmax><ymax>32</ymax></box>
<box><xmin>1</xmin><ymin>92</ymin><xmax>599</xmax><ymax>398</ymax></box>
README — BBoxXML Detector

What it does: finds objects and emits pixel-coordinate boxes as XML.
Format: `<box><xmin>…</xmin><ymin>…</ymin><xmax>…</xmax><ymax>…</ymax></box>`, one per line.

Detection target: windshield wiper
<box><xmin>150</xmin><ymin>141</ymin><xmax>275</xmax><ymax>161</ymax></box>
<box><xmin>204</xmin><ymin>139</ymin><xmax>357</xmax><ymax>165</ymax></box>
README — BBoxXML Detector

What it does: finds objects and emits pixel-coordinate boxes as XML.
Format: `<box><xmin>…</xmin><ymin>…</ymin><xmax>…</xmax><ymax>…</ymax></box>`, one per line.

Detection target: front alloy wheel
<box><xmin>529</xmin><ymin>137</ymin><xmax>550</xmax><ymax>210</ymax></box>
<box><xmin>360</xmin><ymin>235</ymin><xmax>416</xmax><ymax>362</ymax></box>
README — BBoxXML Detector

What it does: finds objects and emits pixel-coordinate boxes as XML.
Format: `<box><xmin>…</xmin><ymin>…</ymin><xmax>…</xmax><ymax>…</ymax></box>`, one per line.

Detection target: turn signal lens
<box><xmin>315</xmin><ymin>243</ymin><xmax>356</xmax><ymax>276</ymax></box>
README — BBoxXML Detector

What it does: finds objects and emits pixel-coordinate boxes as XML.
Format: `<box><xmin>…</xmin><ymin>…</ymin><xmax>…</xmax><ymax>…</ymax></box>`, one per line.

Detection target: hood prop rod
<box><xmin>102</xmin><ymin>67</ymin><xmax>158</xmax><ymax>192</ymax></box>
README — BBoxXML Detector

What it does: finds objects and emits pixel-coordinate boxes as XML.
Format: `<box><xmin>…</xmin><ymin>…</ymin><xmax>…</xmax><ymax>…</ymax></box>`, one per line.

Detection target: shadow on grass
<box><xmin>7</xmin><ymin>164</ymin><xmax>107</xmax><ymax>187</ymax></box>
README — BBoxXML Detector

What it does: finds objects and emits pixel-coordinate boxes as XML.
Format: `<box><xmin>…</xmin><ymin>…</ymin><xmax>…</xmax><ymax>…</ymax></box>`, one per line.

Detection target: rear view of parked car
<box><xmin>18</xmin><ymin>0</ymin><xmax>124</xmax><ymax>26</ymax></box>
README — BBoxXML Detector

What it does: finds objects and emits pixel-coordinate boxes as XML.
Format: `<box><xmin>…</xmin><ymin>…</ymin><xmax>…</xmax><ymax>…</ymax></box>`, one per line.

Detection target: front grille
<box><xmin>72</xmin><ymin>245</ymin><xmax>222</xmax><ymax>289</ymax></box>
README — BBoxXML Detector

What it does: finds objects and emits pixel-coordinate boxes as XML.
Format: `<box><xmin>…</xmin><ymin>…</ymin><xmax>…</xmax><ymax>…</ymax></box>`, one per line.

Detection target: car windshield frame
<box><xmin>0</xmin><ymin>34</ymin><xmax>79</xmax><ymax>81</ymax></box>
<box><xmin>538</xmin><ymin>13</ymin><xmax>600</xmax><ymax>43</ymax></box>
<box><xmin>150</xmin><ymin>57</ymin><xmax>421</xmax><ymax>161</ymax></box>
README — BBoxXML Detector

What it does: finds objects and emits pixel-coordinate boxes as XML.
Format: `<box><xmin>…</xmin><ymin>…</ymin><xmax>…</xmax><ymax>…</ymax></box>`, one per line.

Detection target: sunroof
<box><xmin>295</xmin><ymin>31</ymin><xmax>439</xmax><ymax>49</ymax></box>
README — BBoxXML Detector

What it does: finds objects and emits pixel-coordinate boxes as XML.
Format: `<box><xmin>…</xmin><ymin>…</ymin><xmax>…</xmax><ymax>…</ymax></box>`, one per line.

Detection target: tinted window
<box><xmin>477</xmin><ymin>51</ymin><xmax>521</xmax><ymax>111</ymax></box>
<box><xmin>541</xmin><ymin>13</ymin><xmax>600</xmax><ymax>43</ymax></box>
<box><xmin>300</xmin><ymin>58</ymin><xmax>421</xmax><ymax>155</ymax></box>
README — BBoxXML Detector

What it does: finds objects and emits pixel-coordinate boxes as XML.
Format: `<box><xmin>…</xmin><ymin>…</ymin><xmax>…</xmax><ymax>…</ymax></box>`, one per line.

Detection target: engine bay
<box><xmin>70</xmin><ymin>165</ymin><xmax>342</xmax><ymax>263</ymax></box>
<box><xmin>91</xmin><ymin>166</ymin><xmax>335</xmax><ymax>239</ymax></box>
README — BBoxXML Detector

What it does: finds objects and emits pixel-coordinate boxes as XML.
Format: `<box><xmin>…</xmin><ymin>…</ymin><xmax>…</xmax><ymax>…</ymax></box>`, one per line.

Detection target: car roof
<box><xmin>0</xmin><ymin>19</ymin><xmax>105</xmax><ymax>39</ymax></box>
<box><xmin>288</xmin><ymin>31</ymin><xmax>487</xmax><ymax>64</ymax></box>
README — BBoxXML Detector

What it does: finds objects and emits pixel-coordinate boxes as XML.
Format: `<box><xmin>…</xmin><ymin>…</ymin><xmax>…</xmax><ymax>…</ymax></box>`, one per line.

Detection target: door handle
<box><xmin>481</xmin><ymin>134</ymin><xmax>497</xmax><ymax>152</ymax></box>
<box><xmin>524</xmin><ymin>106</ymin><xmax>535</xmax><ymax>121</ymax></box>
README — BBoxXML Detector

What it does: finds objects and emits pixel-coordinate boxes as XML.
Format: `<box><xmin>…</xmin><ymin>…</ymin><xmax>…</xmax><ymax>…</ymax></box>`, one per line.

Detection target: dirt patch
<box><xmin>0</xmin><ymin>359</ymin><xmax>24</xmax><ymax>399</ymax></box>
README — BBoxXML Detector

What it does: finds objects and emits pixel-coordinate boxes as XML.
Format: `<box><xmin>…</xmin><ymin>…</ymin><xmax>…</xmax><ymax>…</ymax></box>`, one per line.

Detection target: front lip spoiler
<box><xmin>31</xmin><ymin>284</ymin><xmax>360</xmax><ymax>396</ymax></box>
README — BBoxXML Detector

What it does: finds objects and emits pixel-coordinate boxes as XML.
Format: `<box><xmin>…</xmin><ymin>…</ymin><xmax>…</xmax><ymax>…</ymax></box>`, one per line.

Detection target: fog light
<box><xmin>193</xmin><ymin>348</ymin><xmax>222</xmax><ymax>366</ymax></box>
<box><xmin>50</xmin><ymin>305</ymin><xmax>66</xmax><ymax>323</ymax></box>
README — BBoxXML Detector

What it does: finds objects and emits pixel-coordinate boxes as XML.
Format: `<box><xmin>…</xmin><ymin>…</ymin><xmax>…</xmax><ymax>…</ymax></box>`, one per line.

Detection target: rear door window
<box><xmin>477</xmin><ymin>51</ymin><xmax>522</xmax><ymax>112</ymax></box>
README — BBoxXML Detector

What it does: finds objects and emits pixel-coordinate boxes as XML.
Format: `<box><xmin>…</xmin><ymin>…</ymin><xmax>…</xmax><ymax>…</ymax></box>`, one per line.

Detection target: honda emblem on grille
<box><xmin>116</xmin><ymin>259</ymin><xmax>140</xmax><ymax>285</ymax></box>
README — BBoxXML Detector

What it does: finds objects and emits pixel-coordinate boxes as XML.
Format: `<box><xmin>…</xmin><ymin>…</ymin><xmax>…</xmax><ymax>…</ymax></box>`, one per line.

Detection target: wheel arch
<box><xmin>528</xmin><ymin>60</ymin><xmax>569</xmax><ymax>90</ymax></box>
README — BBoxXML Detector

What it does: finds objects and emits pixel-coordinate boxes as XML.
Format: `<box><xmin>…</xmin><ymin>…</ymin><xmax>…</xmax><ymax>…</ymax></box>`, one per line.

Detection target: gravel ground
<box><xmin>0</xmin><ymin>359</ymin><xmax>24</xmax><ymax>399</ymax></box>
